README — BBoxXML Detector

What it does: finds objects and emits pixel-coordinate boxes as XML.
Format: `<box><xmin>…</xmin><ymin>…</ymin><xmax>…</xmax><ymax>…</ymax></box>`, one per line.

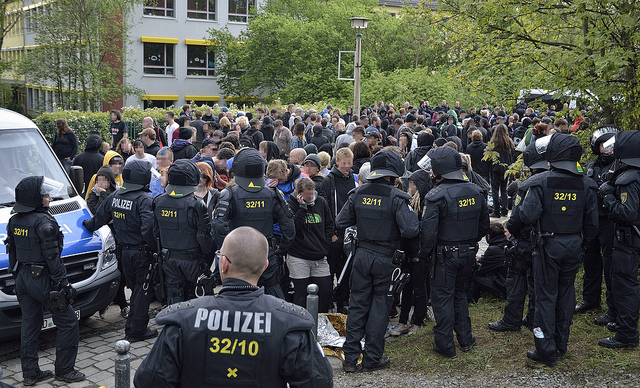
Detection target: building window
<box><xmin>228</xmin><ymin>0</ymin><xmax>255</xmax><ymax>23</ymax></box>
<box><xmin>143</xmin><ymin>99</ymin><xmax>175</xmax><ymax>109</ymax></box>
<box><xmin>143</xmin><ymin>43</ymin><xmax>174</xmax><ymax>75</ymax></box>
<box><xmin>186</xmin><ymin>45</ymin><xmax>215</xmax><ymax>76</ymax></box>
<box><xmin>187</xmin><ymin>0</ymin><xmax>216</xmax><ymax>20</ymax></box>
<box><xmin>144</xmin><ymin>0</ymin><xmax>175</xmax><ymax>17</ymax></box>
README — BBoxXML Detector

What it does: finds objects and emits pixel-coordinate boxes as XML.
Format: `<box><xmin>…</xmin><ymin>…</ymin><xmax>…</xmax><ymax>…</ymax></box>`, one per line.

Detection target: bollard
<box><xmin>114</xmin><ymin>340</ymin><xmax>131</xmax><ymax>388</ymax></box>
<box><xmin>306</xmin><ymin>283</ymin><xmax>319</xmax><ymax>338</ymax></box>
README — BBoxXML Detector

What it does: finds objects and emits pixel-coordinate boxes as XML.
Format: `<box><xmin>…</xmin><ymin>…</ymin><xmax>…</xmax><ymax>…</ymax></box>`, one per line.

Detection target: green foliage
<box><xmin>16</xmin><ymin>0</ymin><xmax>141</xmax><ymax>112</ymax></box>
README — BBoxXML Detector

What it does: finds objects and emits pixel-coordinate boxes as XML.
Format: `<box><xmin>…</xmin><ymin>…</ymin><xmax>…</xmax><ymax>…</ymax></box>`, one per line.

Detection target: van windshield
<box><xmin>0</xmin><ymin>128</ymin><xmax>73</xmax><ymax>206</ymax></box>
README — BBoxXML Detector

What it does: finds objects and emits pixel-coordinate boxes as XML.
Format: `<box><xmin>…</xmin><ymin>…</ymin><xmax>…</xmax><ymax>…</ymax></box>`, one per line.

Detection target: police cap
<box><xmin>427</xmin><ymin>147</ymin><xmax>467</xmax><ymax>181</ymax></box>
<box><xmin>613</xmin><ymin>130</ymin><xmax>640</xmax><ymax>168</ymax></box>
<box><xmin>546</xmin><ymin>133</ymin><xmax>584</xmax><ymax>175</ymax></box>
<box><xmin>13</xmin><ymin>175</ymin><xmax>44</xmax><ymax>213</ymax></box>
<box><xmin>165</xmin><ymin>159</ymin><xmax>199</xmax><ymax>197</ymax></box>
<box><xmin>120</xmin><ymin>159</ymin><xmax>152</xmax><ymax>193</ymax></box>
<box><xmin>523</xmin><ymin>140</ymin><xmax>549</xmax><ymax>170</ymax></box>
<box><xmin>232</xmin><ymin>148</ymin><xmax>267</xmax><ymax>192</ymax></box>
<box><xmin>368</xmin><ymin>149</ymin><xmax>404</xmax><ymax>180</ymax></box>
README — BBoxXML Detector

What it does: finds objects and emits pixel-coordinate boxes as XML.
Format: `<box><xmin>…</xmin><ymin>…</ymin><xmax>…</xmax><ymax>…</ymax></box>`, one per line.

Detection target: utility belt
<box><xmin>167</xmin><ymin>250</ymin><xmax>201</xmax><ymax>261</ymax></box>
<box><xmin>436</xmin><ymin>243</ymin><xmax>478</xmax><ymax>254</ymax></box>
<box><xmin>357</xmin><ymin>240</ymin><xmax>396</xmax><ymax>257</ymax></box>
<box><xmin>119</xmin><ymin>244</ymin><xmax>146</xmax><ymax>251</ymax></box>
<box><xmin>614</xmin><ymin>224</ymin><xmax>640</xmax><ymax>245</ymax></box>
<box><xmin>258</xmin><ymin>274</ymin><xmax>279</xmax><ymax>288</ymax></box>
<box><xmin>20</xmin><ymin>263</ymin><xmax>48</xmax><ymax>278</ymax></box>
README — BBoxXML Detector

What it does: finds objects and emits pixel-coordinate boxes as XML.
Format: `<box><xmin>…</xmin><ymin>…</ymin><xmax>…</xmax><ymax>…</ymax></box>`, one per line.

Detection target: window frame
<box><xmin>187</xmin><ymin>0</ymin><xmax>216</xmax><ymax>21</ymax></box>
<box><xmin>228</xmin><ymin>0</ymin><xmax>255</xmax><ymax>23</ymax></box>
<box><xmin>186</xmin><ymin>44</ymin><xmax>215</xmax><ymax>77</ymax></box>
<box><xmin>143</xmin><ymin>0</ymin><xmax>175</xmax><ymax>18</ymax></box>
<box><xmin>143</xmin><ymin>42</ymin><xmax>175</xmax><ymax>76</ymax></box>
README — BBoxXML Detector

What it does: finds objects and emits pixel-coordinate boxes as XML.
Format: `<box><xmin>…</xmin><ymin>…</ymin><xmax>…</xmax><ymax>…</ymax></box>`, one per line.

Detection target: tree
<box><xmin>429</xmin><ymin>0</ymin><xmax>640</xmax><ymax>129</ymax></box>
<box><xmin>17</xmin><ymin>0</ymin><xmax>140</xmax><ymax>111</ymax></box>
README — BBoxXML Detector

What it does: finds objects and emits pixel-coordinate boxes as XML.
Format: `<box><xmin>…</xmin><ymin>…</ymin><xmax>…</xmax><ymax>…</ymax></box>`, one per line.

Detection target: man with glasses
<box><xmin>134</xmin><ymin>227</ymin><xmax>333</xmax><ymax>387</ymax></box>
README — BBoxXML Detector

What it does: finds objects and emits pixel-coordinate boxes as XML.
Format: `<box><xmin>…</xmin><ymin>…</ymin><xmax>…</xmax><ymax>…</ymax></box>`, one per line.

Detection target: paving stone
<box><xmin>93</xmin><ymin>359</ymin><xmax>113</xmax><ymax>371</ymax></box>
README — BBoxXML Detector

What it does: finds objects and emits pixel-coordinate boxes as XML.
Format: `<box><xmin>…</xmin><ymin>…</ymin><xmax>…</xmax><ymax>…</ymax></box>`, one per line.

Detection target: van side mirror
<box><xmin>69</xmin><ymin>166</ymin><xmax>84</xmax><ymax>196</ymax></box>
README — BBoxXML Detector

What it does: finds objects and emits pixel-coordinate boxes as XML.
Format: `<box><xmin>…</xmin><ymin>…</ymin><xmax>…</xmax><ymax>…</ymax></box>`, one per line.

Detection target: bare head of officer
<box><xmin>219</xmin><ymin>226</ymin><xmax>269</xmax><ymax>286</ymax></box>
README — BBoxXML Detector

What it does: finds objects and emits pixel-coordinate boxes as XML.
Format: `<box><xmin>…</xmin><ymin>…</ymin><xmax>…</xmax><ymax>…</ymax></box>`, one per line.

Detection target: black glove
<box><xmin>62</xmin><ymin>283</ymin><xmax>77</xmax><ymax>301</ymax></box>
<box><xmin>599</xmin><ymin>182</ymin><xmax>616</xmax><ymax>198</ymax></box>
<box><xmin>274</xmin><ymin>251</ymin><xmax>286</xmax><ymax>278</ymax></box>
<box><xmin>82</xmin><ymin>219</ymin><xmax>90</xmax><ymax>229</ymax></box>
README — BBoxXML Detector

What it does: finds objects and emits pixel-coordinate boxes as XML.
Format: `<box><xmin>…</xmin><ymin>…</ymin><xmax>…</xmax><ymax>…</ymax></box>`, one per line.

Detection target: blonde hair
<box><xmin>266</xmin><ymin>159</ymin><xmax>287</xmax><ymax>178</ymax></box>
<box><xmin>236</xmin><ymin>116</ymin><xmax>249</xmax><ymax>128</ymax></box>
<box><xmin>318</xmin><ymin>151</ymin><xmax>330</xmax><ymax>169</ymax></box>
<box><xmin>219</xmin><ymin>117</ymin><xmax>231</xmax><ymax>130</ymax></box>
<box><xmin>336</xmin><ymin>147</ymin><xmax>353</xmax><ymax>162</ymax></box>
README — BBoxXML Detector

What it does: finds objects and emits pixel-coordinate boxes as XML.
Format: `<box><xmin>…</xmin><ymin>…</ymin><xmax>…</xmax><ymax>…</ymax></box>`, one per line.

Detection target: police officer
<box><xmin>133</xmin><ymin>226</ymin><xmax>333</xmax><ymax>388</ymax></box>
<box><xmin>6</xmin><ymin>176</ymin><xmax>85</xmax><ymax>385</ymax></box>
<box><xmin>598</xmin><ymin>130</ymin><xmax>640</xmax><ymax>348</ymax></box>
<box><xmin>420</xmin><ymin>147</ymin><xmax>489</xmax><ymax>359</ymax></box>
<box><xmin>213</xmin><ymin>148</ymin><xmax>294</xmax><ymax>299</ymax></box>
<box><xmin>490</xmin><ymin>139</ymin><xmax>547</xmax><ymax>332</ymax></box>
<box><xmin>519</xmin><ymin>133</ymin><xmax>598</xmax><ymax>366</ymax></box>
<box><xmin>336</xmin><ymin>149</ymin><xmax>419</xmax><ymax>372</ymax></box>
<box><xmin>576</xmin><ymin>126</ymin><xmax>618</xmax><ymax>323</ymax></box>
<box><xmin>154</xmin><ymin>159</ymin><xmax>214</xmax><ymax>305</ymax></box>
<box><xmin>83</xmin><ymin>160</ymin><xmax>158</xmax><ymax>342</ymax></box>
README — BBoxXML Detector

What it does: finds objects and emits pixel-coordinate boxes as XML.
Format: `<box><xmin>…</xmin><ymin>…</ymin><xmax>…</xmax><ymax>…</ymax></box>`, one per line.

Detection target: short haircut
<box><xmin>182</xmin><ymin>104</ymin><xmax>190</xmax><ymax>112</ymax></box>
<box><xmin>274</xmin><ymin>119</ymin><xmax>283</xmax><ymax>128</ymax></box>
<box><xmin>194</xmin><ymin>110</ymin><xmax>203</xmax><ymax>118</ymax></box>
<box><xmin>352</xmin><ymin>126</ymin><xmax>365</xmax><ymax>136</ymax></box>
<box><xmin>554</xmin><ymin>118</ymin><xmax>568</xmax><ymax>127</ymax></box>
<box><xmin>219</xmin><ymin>141</ymin><xmax>235</xmax><ymax>151</ymax></box>
<box><xmin>266</xmin><ymin>159</ymin><xmax>287</xmax><ymax>178</ymax></box>
<box><xmin>336</xmin><ymin>147</ymin><xmax>354</xmax><ymax>161</ymax></box>
<box><xmin>295</xmin><ymin>177</ymin><xmax>315</xmax><ymax>193</ymax></box>
<box><xmin>133</xmin><ymin>139</ymin><xmax>145</xmax><ymax>149</ymax></box>
<box><xmin>471</xmin><ymin>130</ymin><xmax>482</xmax><ymax>142</ymax></box>
<box><xmin>443</xmin><ymin>141</ymin><xmax>458</xmax><ymax>151</ymax></box>
<box><xmin>166</xmin><ymin>111</ymin><xmax>175</xmax><ymax>119</ymax></box>
<box><xmin>259</xmin><ymin>140</ymin><xmax>268</xmax><ymax>152</ymax></box>
<box><xmin>236</xmin><ymin>116</ymin><xmax>249</xmax><ymax>128</ymax></box>
<box><xmin>157</xmin><ymin>147</ymin><xmax>173</xmax><ymax>161</ymax></box>
<box><xmin>488</xmin><ymin>222</ymin><xmax>504</xmax><ymax>240</ymax></box>
<box><xmin>216</xmin><ymin>147</ymin><xmax>235</xmax><ymax>161</ymax></box>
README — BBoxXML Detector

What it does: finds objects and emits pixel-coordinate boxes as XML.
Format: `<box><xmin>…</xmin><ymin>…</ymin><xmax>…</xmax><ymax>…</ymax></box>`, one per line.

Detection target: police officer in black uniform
<box><xmin>576</xmin><ymin>126</ymin><xmax>618</xmax><ymax>322</ymax></box>
<box><xmin>154</xmin><ymin>159</ymin><xmax>214</xmax><ymax>305</ymax></box>
<box><xmin>490</xmin><ymin>140</ymin><xmax>548</xmax><ymax>332</ymax></box>
<box><xmin>519</xmin><ymin>133</ymin><xmax>598</xmax><ymax>366</ymax></box>
<box><xmin>336</xmin><ymin>149</ymin><xmax>419</xmax><ymax>372</ymax></box>
<box><xmin>6</xmin><ymin>176</ymin><xmax>85</xmax><ymax>385</ymax></box>
<box><xmin>83</xmin><ymin>160</ymin><xmax>158</xmax><ymax>342</ymax></box>
<box><xmin>420</xmin><ymin>147</ymin><xmax>489</xmax><ymax>358</ymax></box>
<box><xmin>598</xmin><ymin>130</ymin><xmax>640</xmax><ymax>348</ymax></box>
<box><xmin>213</xmin><ymin>148</ymin><xmax>295</xmax><ymax>299</ymax></box>
<box><xmin>133</xmin><ymin>226</ymin><xmax>333</xmax><ymax>388</ymax></box>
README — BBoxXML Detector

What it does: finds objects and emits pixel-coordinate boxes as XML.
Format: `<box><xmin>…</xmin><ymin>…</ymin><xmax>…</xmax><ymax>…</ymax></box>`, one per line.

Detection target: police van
<box><xmin>0</xmin><ymin>108</ymin><xmax>120</xmax><ymax>340</ymax></box>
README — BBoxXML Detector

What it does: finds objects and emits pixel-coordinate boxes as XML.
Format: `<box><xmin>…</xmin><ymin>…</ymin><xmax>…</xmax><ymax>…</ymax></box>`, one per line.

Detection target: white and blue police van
<box><xmin>0</xmin><ymin>108</ymin><xmax>120</xmax><ymax>340</ymax></box>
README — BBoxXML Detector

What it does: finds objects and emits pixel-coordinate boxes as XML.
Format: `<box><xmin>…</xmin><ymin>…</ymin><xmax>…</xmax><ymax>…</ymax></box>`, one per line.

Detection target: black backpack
<box><xmin>239</xmin><ymin>132</ymin><xmax>256</xmax><ymax>149</ymax></box>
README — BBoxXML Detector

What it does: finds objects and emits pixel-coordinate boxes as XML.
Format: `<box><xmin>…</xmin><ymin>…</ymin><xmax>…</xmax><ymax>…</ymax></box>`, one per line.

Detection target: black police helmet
<box><xmin>165</xmin><ymin>159</ymin><xmax>199</xmax><ymax>197</ymax></box>
<box><xmin>590</xmin><ymin>125</ymin><xmax>619</xmax><ymax>155</ymax></box>
<box><xmin>427</xmin><ymin>146</ymin><xmax>468</xmax><ymax>181</ymax></box>
<box><xmin>546</xmin><ymin>133</ymin><xmax>584</xmax><ymax>175</ymax></box>
<box><xmin>120</xmin><ymin>159</ymin><xmax>152</xmax><ymax>193</ymax></box>
<box><xmin>523</xmin><ymin>141</ymin><xmax>548</xmax><ymax>170</ymax></box>
<box><xmin>14</xmin><ymin>176</ymin><xmax>45</xmax><ymax>213</ymax></box>
<box><xmin>232</xmin><ymin>148</ymin><xmax>267</xmax><ymax>192</ymax></box>
<box><xmin>613</xmin><ymin>130</ymin><xmax>640</xmax><ymax>168</ymax></box>
<box><xmin>367</xmin><ymin>149</ymin><xmax>405</xmax><ymax>180</ymax></box>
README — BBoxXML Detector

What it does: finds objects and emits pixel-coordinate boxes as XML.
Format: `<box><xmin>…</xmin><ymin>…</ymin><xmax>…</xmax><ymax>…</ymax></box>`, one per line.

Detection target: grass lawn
<box><xmin>385</xmin><ymin>267</ymin><xmax>640</xmax><ymax>376</ymax></box>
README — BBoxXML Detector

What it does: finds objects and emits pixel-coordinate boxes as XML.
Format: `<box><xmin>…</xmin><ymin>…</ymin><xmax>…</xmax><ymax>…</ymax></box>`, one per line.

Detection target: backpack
<box><xmin>239</xmin><ymin>132</ymin><xmax>256</xmax><ymax>149</ymax></box>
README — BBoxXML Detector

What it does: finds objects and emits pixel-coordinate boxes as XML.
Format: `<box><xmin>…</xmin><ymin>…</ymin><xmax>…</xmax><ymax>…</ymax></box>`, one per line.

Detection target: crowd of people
<box><xmin>18</xmin><ymin>97</ymin><xmax>638</xmax><ymax>386</ymax></box>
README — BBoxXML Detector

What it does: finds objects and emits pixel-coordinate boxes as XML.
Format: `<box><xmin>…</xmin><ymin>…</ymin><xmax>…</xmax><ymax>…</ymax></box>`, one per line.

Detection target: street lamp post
<box><xmin>349</xmin><ymin>17</ymin><xmax>370</xmax><ymax>116</ymax></box>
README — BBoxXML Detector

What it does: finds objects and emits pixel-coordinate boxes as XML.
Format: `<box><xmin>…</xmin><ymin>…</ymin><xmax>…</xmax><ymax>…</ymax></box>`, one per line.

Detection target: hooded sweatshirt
<box><xmin>85</xmin><ymin>150</ymin><xmax>123</xmax><ymax>200</ymax></box>
<box><xmin>404</xmin><ymin>169</ymin><xmax>432</xmax><ymax>257</ymax></box>
<box><xmin>265</xmin><ymin>141</ymin><xmax>280</xmax><ymax>161</ymax></box>
<box><xmin>171</xmin><ymin>139</ymin><xmax>198</xmax><ymax>160</ymax></box>
<box><xmin>286</xmin><ymin>192</ymin><xmax>334</xmax><ymax>260</ymax></box>
<box><xmin>276</xmin><ymin>164</ymin><xmax>307</xmax><ymax>200</ymax></box>
<box><xmin>318</xmin><ymin>166</ymin><xmax>358</xmax><ymax>233</ymax></box>
<box><xmin>73</xmin><ymin>133</ymin><xmax>104</xmax><ymax>192</ymax></box>
<box><xmin>405</xmin><ymin>132</ymin><xmax>434</xmax><ymax>172</ymax></box>
<box><xmin>86</xmin><ymin>165</ymin><xmax>117</xmax><ymax>214</ymax></box>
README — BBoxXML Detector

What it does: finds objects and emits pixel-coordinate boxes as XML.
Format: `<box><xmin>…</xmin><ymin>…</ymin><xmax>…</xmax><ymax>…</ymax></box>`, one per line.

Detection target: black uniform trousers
<box><xmin>532</xmin><ymin>235</ymin><xmax>582</xmax><ymax>358</ymax></box>
<box><xmin>611</xmin><ymin>238</ymin><xmax>640</xmax><ymax>344</ymax></box>
<box><xmin>430</xmin><ymin>247</ymin><xmax>475</xmax><ymax>354</ymax></box>
<box><xmin>344</xmin><ymin>248</ymin><xmax>395</xmax><ymax>367</ymax></box>
<box><xmin>398</xmin><ymin>258</ymin><xmax>428</xmax><ymax>326</ymax></box>
<box><xmin>163</xmin><ymin>256</ymin><xmax>202</xmax><ymax>306</ymax></box>
<box><xmin>261</xmin><ymin>248</ymin><xmax>285</xmax><ymax>299</ymax></box>
<box><xmin>15</xmin><ymin>266</ymin><xmax>78</xmax><ymax>378</ymax></box>
<box><xmin>502</xmin><ymin>240</ymin><xmax>535</xmax><ymax>327</ymax></box>
<box><xmin>581</xmin><ymin>217</ymin><xmax>616</xmax><ymax>313</ymax></box>
<box><xmin>121</xmin><ymin>249</ymin><xmax>152</xmax><ymax>337</ymax></box>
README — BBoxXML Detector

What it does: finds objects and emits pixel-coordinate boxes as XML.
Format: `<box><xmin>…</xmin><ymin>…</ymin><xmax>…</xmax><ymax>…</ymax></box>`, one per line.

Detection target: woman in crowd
<box><xmin>52</xmin><ymin>118</ymin><xmax>78</xmax><ymax>174</ymax></box>
<box><xmin>489</xmin><ymin>123</ymin><xmax>514</xmax><ymax>217</ymax></box>
<box><xmin>291</xmin><ymin>122</ymin><xmax>307</xmax><ymax>149</ymax></box>
<box><xmin>116</xmin><ymin>138</ymin><xmax>134</xmax><ymax>162</ymax></box>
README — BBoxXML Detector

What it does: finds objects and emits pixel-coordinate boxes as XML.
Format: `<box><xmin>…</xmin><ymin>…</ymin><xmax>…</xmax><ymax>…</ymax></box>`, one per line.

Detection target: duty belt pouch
<box><xmin>392</xmin><ymin>250</ymin><xmax>406</xmax><ymax>266</ymax></box>
<box><xmin>30</xmin><ymin>264</ymin><xmax>45</xmax><ymax>279</ymax></box>
<box><xmin>48</xmin><ymin>290</ymin><xmax>68</xmax><ymax>313</ymax></box>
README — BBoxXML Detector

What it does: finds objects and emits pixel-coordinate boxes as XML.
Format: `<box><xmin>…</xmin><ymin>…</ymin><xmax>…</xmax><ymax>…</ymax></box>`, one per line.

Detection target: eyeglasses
<box><xmin>215</xmin><ymin>250</ymin><xmax>232</xmax><ymax>264</ymax></box>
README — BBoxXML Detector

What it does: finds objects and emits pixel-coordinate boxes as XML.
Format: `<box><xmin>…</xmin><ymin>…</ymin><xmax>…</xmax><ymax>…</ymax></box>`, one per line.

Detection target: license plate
<box><xmin>43</xmin><ymin>310</ymin><xmax>81</xmax><ymax>329</ymax></box>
